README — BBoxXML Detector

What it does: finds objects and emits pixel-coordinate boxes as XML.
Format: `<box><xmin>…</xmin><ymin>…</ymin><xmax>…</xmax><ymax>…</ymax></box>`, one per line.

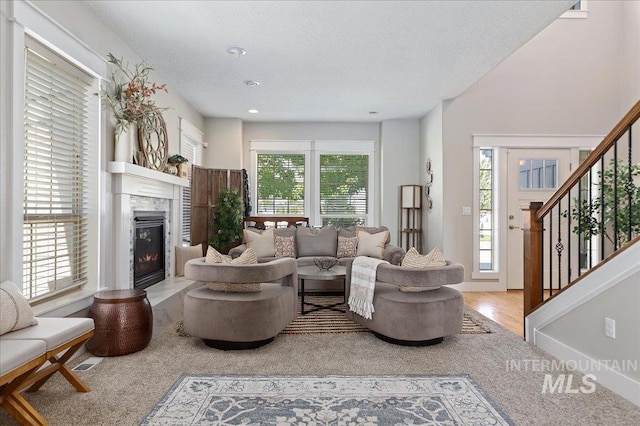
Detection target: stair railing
<box><xmin>523</xmin><ymin>101</ymin><xmax>640</xmax><ymax>315</ymax></box>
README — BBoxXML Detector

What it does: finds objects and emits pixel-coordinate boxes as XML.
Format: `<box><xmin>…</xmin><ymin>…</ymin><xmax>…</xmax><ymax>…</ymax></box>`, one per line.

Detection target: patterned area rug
<box><xmin>141</xmin><ymin>375</ymin><xmax>513</xmax><ymax>425</ymax></box>
<box><xmin>176</xmin><ymin>296</ymin><xmax>491</xmax><ymax>336</ymax></box>
<box><xmin>283</xmin><ymin>295</ymin><xmax>492</xmax><ymax>335</ymax></box>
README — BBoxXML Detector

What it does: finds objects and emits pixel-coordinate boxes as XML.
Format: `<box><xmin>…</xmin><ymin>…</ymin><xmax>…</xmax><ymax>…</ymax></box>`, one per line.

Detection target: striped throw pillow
<box><xmin>206</xmin><ymin>247</ymin><xmax>261</xmax><ymax>292</ymax></box>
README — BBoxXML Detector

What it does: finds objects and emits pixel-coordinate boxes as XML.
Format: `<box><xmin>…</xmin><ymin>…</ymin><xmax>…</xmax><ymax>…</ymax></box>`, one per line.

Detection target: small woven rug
<box><xmin>176</xmin><ymin>296</ymin><xmax>491</xmax><ymax>336</ymax></box>
<box><xmin>284</xmin><ymin>295</ymin><xmax>491</xmax><ymax>335</ymax></box>
<box><xmin>141</xmin><ymin>375</ymin><xmax>513</xmax><ymax>425</ymax></box>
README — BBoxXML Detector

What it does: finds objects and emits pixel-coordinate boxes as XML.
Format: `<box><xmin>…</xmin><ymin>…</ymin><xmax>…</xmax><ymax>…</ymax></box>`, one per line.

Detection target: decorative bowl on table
<box><xmin>314</xmin><ymin>257</ymin><xmax>338</xmax><ymax>270</ymax></box>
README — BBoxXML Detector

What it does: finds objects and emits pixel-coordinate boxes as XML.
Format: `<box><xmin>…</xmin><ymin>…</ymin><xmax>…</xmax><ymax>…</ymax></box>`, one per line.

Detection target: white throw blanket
<box><xmin>348</xmin><ymin>256</ymin><xmax>389</xmax><ymax>320</ymax></box>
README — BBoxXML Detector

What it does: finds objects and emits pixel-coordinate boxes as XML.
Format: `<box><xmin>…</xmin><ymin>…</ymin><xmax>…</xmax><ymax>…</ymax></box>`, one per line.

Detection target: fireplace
<box><xmin>133</xmin><ymin>212</ymin><xmax>165</xmax><ymax>290</ymax></box>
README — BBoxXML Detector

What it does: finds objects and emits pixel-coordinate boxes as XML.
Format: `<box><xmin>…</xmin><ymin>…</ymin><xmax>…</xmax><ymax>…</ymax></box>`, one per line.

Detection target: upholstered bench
<box><xmin>346</xmin><ymin>261</ymin><xmax>465</xmax><ymax>346</ymax></box>
<box><xmin>183</xmin><ymin>257</ymin><xmax>298</xmax><ymax>350</ymax></box>
<box><xmin>0</xmin><ymin>339</ymin><xmax>47</xmax><ymax>425</ymax></box>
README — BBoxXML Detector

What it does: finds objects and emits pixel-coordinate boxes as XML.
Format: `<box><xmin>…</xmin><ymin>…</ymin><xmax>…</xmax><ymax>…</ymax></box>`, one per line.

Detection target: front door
<box><xmin>506</xmin><ymin>148</ymin><xmax>572</xmax><ymax>289</ymax></box>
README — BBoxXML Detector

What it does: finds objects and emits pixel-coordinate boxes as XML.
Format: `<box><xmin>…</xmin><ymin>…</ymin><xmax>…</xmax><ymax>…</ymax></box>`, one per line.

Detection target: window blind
<box><xmin>180</xmin><ymin>138</ymin><xmax>196</xmax><ymax>244</ymax></box>
<box><xmin>256</xmin><ymin>154</ymin><xmax>305</xmax><ymax>215</ymax></box>
<box><xmin>22</xmin><ymin>40</ymin><xmax>93</xmax><ymax>301</ymax></box>
<box><xmin>319</xmin><ymin>154</ymin><xmax>368</xmax><ymax>227</ymax></box>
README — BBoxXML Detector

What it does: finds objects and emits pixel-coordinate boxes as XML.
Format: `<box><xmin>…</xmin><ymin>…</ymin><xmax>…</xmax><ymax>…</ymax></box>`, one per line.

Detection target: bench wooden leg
<box><xmin>25</xmin><ymin>331</ymin><xmax>93</xmax><ymax>393</ymax></box>
<box><xmin>1</xmin><ymin>362</ymin><xmax>48</xmax><ymax>425</ymax></box>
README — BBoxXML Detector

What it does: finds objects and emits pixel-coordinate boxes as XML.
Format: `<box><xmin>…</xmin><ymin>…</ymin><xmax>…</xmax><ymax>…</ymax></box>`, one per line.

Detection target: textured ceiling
<box><xmin>80</xmin><ymin>1</ymin><xmax>575</xmax><ymax>122</ymax></box>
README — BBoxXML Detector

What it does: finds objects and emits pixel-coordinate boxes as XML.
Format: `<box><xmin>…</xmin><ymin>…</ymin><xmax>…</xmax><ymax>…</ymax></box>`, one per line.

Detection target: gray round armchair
<box><xmin>346</xmin><ymin>260</ymin><xmax>465</xmax><ymax>346</ymax></box>
<box><xmin>183</xmin><ymin>257</ymin><xmax>298</xmax><ymax>350</ymax></box>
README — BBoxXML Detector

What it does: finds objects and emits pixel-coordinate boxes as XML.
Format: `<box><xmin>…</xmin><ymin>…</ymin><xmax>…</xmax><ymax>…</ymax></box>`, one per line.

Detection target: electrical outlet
<box><xmin>605</xmin><ymin>317</ymin><xmax>616</xmax><ymax>339</ymax></box>
<box><xmin>462</xmin><ymin>206</ymin><xmax>472</xmax><ymax>216</ymax></box>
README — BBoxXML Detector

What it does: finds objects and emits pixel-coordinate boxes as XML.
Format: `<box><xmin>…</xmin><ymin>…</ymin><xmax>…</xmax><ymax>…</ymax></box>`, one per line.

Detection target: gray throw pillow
<box><xmin>296</xmin><ymin>225</ymin><xmax>338</xmax><ymax>257</ymax></box>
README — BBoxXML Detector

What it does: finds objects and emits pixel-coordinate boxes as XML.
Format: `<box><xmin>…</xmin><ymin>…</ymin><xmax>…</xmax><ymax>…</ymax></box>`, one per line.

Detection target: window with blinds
<box><xmin>180</xmin><ymin>138</ymin><xmax>196</xmax><ymax>245</ymax></box>
<box><xmin>256</xmin><ymin>154</ymin><xmax>305</xmax><ymax>215</ymax></box>
<box><xmin>22</xmin><ymin>39</ymin><xmax>94</xmax><ymax>301</ymax></box>
<box><xmin>320</xmin><ymin>154</ymin><xmax>369</xmax><ymax>228</ymax></box>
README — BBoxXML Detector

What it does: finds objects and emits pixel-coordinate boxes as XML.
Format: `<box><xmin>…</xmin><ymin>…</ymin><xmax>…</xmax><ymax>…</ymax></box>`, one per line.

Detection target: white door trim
<box><xmin>472</xmin><ymin>135</ymin><xmax>603</xmax><ymax>291</ymax></box>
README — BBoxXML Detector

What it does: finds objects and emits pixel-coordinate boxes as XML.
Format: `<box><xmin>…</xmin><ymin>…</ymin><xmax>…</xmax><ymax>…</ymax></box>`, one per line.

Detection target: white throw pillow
<box><xmin>0</xmin><ymin>280</ymin><xmax>38</xmax><ymax>335</ymax></box>
<box><xmin>356</xmin><ymin>229</ymin><xmax>389</xmax><ymax>259</ymax></box>
<box><xmin>243</xmin><ymin>228</ymin><xmax>276</xmax><ymax>258</ymax></box>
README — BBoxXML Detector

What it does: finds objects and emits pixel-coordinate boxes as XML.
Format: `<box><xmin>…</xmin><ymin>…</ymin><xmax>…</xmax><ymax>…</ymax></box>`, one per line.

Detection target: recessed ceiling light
<box><xmin>244</xmin><ymin>80</ymin><xmax>260</xmax><ymax>87</ymax></box>
<box><xmin>248</xmin><ymin>109</ymin><xmax>259</xmax><ymax>114</ymax></box>
<box><xmin>369</xmin><ymin>111</ymin><xmax>378</xmax><ymax>114</ymax></box>
<box><xmin>227</xmin><ymin>47</ymin><xmax>246</xmax><ymax>57</ymax></box>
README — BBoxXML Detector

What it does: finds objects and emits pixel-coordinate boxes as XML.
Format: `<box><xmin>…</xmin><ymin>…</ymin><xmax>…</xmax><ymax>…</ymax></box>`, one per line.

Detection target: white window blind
<box><xmin>180</xmin><ymin>138</ymin><xmax>195</xmax><ymax>245</ymax></box>
<box><xmin>256</xmin><ymin>153</ymin><xmax>306</xmax><ymax>215</ymax></box>
<box><xmin>179</xmin><ymin>118</ymin><xmax>203</xmax><ymax>245</ymax></box>
<box><xmin>22</xmin><ymin>39</ymin><xmax>93</xmax><ymax>301</ymax></box>
<box><xmin>319</xmin><ymin>154</ymin><xmax>369</xmax><ymax>228</ymax></box>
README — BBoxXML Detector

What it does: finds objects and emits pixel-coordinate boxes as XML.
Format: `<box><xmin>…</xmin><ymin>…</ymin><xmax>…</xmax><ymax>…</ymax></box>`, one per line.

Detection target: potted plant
<box><xmin>210</xmin><ymin>188</ymin><xmax>244</xmax><ymax>254</ymax></box>
<box><xmin>565</xmin><ymin>159</ymin><xmax>640</xmax><ymax>260</ymax></box>
<box><xmin>97</xmin><ymin>53</ymin><xmax>167</xmax><ymax>162</ymax></box>
<box><xmin>167</xmin><ymin>154</ymin><xmax>189</xmax><ymax>177</ymax></box>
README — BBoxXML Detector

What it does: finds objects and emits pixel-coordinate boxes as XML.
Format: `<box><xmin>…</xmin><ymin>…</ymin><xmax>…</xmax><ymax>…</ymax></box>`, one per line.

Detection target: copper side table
<box><xmin>87</xmin><ymin>289</ymin><xmax>153</xmax><ymax>356</ymax></box>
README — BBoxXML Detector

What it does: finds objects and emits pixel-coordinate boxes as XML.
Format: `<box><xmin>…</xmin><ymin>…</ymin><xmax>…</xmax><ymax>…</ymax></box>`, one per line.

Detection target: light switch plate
<box><xmin>462</xmin><ymin>206</ymin><xmax>472</xmax><ymax>216</ymax></box>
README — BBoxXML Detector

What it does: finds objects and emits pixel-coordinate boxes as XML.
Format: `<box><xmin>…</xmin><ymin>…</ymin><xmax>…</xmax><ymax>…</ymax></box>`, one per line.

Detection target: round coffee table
<box><xmin>297</xmin><ymin>265</ymin><xmax>347</xmax><ymax>314</ymax></box>
<box><xmin>86</xmin><ymin>289</ymin><xmax>153</xmax><ymax>356</ymax></box>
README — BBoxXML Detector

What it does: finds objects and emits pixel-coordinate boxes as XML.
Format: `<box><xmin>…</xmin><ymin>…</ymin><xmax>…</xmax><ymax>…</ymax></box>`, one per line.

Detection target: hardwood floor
<box><xmin>462</xmin><ymin>290</ymin><xmax>524</xmax><ymax>337</ymax></box>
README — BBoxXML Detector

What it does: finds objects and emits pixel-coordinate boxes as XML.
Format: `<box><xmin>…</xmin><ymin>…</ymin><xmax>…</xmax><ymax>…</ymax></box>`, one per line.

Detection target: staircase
<box><xmin>522</xmin><ymin>101</ymin><xmax>640</xmax><ymax>405</ymax></box>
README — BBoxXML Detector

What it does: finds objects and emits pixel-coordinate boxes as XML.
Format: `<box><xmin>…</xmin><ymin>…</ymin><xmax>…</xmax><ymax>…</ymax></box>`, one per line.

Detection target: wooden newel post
<box><xmin>522</xmin><ymin>202</ymin><xmax>544</xmax><ymax>316</ymax></box>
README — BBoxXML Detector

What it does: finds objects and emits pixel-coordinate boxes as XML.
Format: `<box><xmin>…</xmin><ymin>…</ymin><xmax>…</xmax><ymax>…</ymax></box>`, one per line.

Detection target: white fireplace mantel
<box><xmin>109</xmin><ymin>162</ymin><xmax>188</xmax><ymax>289</ymax></box>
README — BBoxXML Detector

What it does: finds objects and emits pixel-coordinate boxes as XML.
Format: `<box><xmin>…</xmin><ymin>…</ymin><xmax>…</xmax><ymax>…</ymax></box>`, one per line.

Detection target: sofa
<box><xmin>229</xmin><ymin>225</ymin><xmax>405</xmax><ymax>292</ymax></box>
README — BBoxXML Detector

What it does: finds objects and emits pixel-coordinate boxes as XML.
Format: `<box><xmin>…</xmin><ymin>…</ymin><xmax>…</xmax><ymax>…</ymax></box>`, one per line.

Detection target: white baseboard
<box><xmin>535</xmin><ymin>330</ymin><xmax>640</xmax><ymax>406</ymax></box>
<box><xmin>446</xmin><ymin>281</ymin><xmax>506</xmax><ymax>292</ymax></box>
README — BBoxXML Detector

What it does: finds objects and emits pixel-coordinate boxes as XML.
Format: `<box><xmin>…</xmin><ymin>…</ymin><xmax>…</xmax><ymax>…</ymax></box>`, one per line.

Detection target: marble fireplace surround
<box><xmin>109</xmin><ymin>162</ymin><xmax>200</xmax><ymax>336</ymax></box>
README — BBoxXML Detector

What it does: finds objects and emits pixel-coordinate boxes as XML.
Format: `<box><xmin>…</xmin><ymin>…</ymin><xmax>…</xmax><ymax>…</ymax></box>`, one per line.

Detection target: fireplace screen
<box><xmin>134</xmin><ymin>213</ymin><xmax>165</xmax><ymax>289</ymax></box>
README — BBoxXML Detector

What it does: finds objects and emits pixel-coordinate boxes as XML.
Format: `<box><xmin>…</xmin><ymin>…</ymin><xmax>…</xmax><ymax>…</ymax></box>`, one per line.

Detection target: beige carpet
<box><xmin>1</xmin><ymin>308</ymin><xmax>638</xmax><ymax>426</ymax></box>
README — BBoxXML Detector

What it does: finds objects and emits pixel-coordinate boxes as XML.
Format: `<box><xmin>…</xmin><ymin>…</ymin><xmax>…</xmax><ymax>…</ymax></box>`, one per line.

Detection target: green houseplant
<box><xmin>210</xmin><ymin>188</ymin><xmax>244</xmax><ymax>253</ymax></box>
<box><xmin>565</xmin><ymin>159</ymin><xmax>640</xmax><ymax>250</ymax></box>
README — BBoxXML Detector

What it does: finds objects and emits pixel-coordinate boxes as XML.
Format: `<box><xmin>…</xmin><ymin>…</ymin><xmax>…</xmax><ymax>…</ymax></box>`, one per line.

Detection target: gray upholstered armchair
<box><xmin>345</xmin><ymin>260</ymin><xmax>465</xmax><ymax>346</ymax></box>
<box><xmin>183</xmin><ymin>257</ymin><xmax>298</xmax><ymax>350</ymax></box>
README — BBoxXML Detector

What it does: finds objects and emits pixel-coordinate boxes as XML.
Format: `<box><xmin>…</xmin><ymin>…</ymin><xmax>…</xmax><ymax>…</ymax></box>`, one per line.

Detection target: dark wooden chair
<box><xmin>243</xmin><ymin>216</ymin><xmax>309</xmax><ymax>230</ymax></box>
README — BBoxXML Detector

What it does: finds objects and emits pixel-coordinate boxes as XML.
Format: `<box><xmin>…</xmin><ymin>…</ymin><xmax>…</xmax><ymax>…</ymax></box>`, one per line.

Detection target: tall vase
<box><xmin>114</xmin><ymin>123</ymin><xmax>136</xmax><ymax>163</ymax></box>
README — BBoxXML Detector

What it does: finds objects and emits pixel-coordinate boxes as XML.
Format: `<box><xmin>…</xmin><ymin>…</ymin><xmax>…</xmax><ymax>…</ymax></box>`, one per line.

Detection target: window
<box><xmin>561</xmin><ymin>0</ymin><xmax>588</xmax><ymax>18</ymax></box>
<box><xmin>256</xmin><ymin>153</ymin><xmax>306</xmax><ymax>215</ymax></box>
<box><xmin>179</xmin><ymin>119</ymin><xmax>203</xmax><ymax>245</ymax></box>
<box><xmin>319</xmin><ymin>154</ymin><xmax>368</xmax><ymax>227</ymax></box>
<box><xmin>519</xmin><ymin>159</ymin><xmax>558</xmax><ymax>190</ymax></box>
<box><xmin>250</xmin><ymin>140</ymin><xmax>375</xmax><ymax>227</ymax></box>
<box><xmin>478</xmin><ymin>149</ymin><xmax>495</xmax><ymax>271</ymax></box>
<box><xmin>22</xmin><ymin>38</ymin><xmax>97</xmax><ymax>301</ymax></box>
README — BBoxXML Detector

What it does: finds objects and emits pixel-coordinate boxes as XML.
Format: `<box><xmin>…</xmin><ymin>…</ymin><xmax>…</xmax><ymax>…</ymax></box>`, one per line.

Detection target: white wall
<box><xmin>527</xmin><ymin>242</ymin><xmax>640</xmax><ymax>404</ymax></box>
<box><xmin>31</xmin><ymin>0</ymin><xmax>205</xmax><ymax>158</ymax></box>
<box><xmin>203</xmin><ymin>117</ymin><xmax>243</xmax><ymax>169</ymax></box>
<box><xmin>431</xmin><ymin>0</ymin><xmax>628</xmax><ymax>282</ymax></box>
<box><xmin>380</xmin><ymin>119</ymin><xmax>420</xmax><ymax>246</ymax></box>
<box><xmin>621</xmin><ymin>1</ymin><xmax>640</xmax><ymax>112</ymax></box>
<box><xmin>419</xmin><ymin>104</ymin><xmax>444</xmax><ymax>253</ymax></box>
<box><xmin>540</xmin><ymin>273</ymin><xmax>640</xmax><ymax>382</ymax></box>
